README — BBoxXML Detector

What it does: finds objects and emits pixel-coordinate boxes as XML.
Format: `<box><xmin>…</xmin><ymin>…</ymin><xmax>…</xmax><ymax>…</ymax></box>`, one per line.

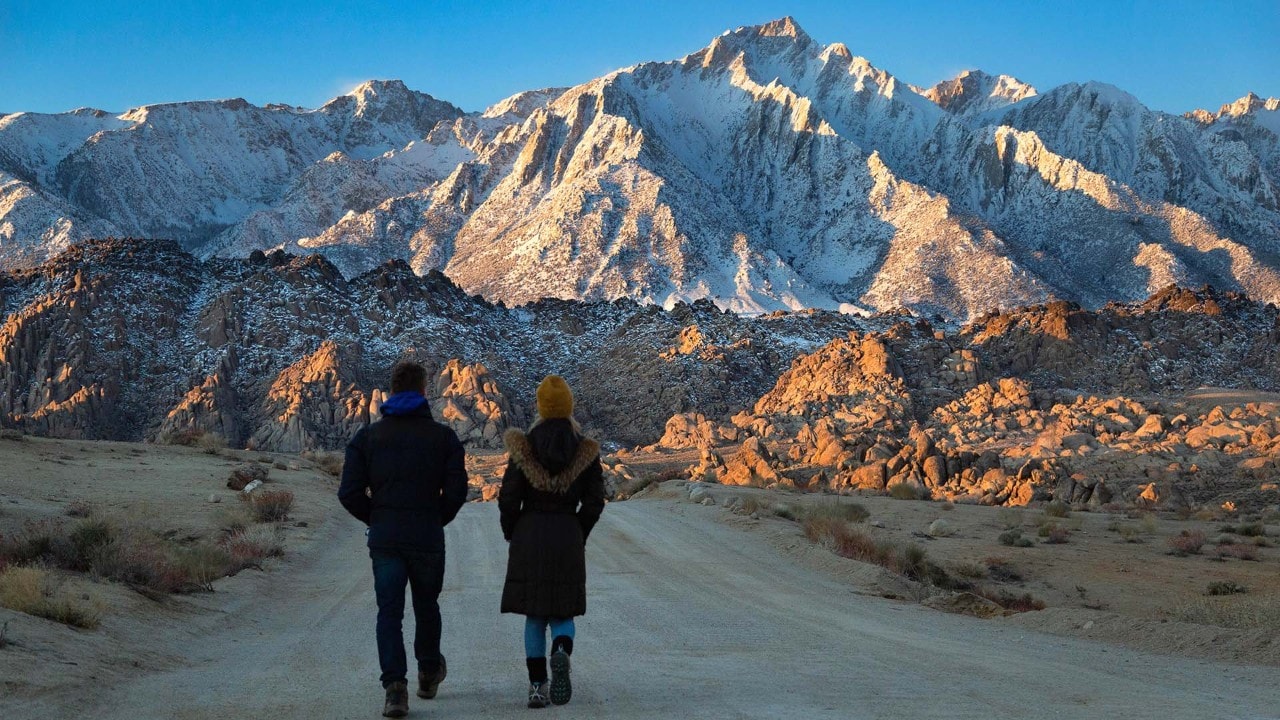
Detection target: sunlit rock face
<box><xmin>4</xmin><ymin>239</ymin><xmax>1280</xmax><ymax>512</ymax></box>
<box><xmin>1</xmin><ymin>19</ymin><xmax>1278</xmax><ymax>318</ymax></box>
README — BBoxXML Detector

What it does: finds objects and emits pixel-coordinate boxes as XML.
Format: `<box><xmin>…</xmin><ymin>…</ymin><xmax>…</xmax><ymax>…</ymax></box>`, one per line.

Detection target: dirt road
<box><xmin>8</xmin><ymin>499</ymin><xmax>1278</xmax><ymax>719</ymax></box>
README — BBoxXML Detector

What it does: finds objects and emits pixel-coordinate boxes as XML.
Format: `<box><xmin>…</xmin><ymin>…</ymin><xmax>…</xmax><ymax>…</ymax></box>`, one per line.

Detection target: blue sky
<box><xmin>2</xmin><ymin>0</ymin><xmax>1277</xmax><ymax>115</ymax></box>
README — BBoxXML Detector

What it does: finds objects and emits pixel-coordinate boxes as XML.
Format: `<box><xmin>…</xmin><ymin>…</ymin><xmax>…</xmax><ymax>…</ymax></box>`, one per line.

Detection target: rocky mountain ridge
<box><xmin>4</xmin><ymin>238</ymin><xmax>1280</xmax><ymax>510</ymax></box>
<box><xmin>2</xmin><ymin>19</ymin><xmax>1278</xmax><ymax>319</ymax></box>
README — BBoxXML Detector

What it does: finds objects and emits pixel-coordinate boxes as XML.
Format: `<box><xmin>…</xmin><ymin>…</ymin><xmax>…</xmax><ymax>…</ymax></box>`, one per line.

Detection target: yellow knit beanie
<box><xmin>536</xmin><ymin>375</ymin><xmax>574</xmax><ymax>420</ymax></box>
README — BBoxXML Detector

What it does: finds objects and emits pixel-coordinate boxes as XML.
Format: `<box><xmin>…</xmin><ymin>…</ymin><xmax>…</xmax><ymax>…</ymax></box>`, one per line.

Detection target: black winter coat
<box><xmin>338</xmin><ymin>404</ymin><xmax>468</xmax><ymax>550</ymax></box>
<box><xmin>499</xmin><ymin>426</ymin><xmax>606</xmax><ymax>618</ymax></box>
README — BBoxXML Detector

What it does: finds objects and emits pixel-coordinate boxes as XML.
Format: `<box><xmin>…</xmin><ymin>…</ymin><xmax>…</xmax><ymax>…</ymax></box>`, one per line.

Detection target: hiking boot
<box><xmin>382</xmin><ymin>680</ymin><xmax>409</xmax><ymax>718</ymax></box>
<box><xmin>418</xmin><ymin>654</ymin><xmax>447</xmax><ymax>699</ymax></box>
<box><xmin>527</xmin><ymin>681</ymin><xmax>549</xmax><ymax>709</ymax></box>
<box><xmin>549</xmin><ymin>648</ymin><xmax>572</xmax><ymax>706</ymax></box>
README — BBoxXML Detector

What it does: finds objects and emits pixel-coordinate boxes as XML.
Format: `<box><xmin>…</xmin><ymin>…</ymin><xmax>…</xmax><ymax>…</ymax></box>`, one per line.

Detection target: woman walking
<box><xmin>499</xmin><ymin>375</ymin><xmax>606</xmax><ymax>708</ymax></box>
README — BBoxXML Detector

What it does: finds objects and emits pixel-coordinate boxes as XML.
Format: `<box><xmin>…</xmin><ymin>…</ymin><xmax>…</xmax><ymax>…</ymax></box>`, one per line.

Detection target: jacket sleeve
<box><xmin>439</xmin><ymin>431</ymin><xmax>468</xmax><ymax>527</ymax></box>
<box><xmin>337</xmin><ymin>429</ymin><xmax>372</xmax><ymax>525</ymax></box>
<box><xmin>497</xmin><ymin>462</ymin><xmax>525</xmax><ymax>542</ymax></box>
<box><xmin>576</xmin><ymin>458</ymin><xmax>606</xmax><ymax>541</ymax></box>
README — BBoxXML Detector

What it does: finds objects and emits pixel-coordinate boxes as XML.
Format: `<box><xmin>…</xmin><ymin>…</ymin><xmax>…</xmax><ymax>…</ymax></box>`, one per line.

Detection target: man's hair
<box><xmin>390</xmin><ymin>361</ymin><xmax>428</xmax><ymax>394</ymax></box>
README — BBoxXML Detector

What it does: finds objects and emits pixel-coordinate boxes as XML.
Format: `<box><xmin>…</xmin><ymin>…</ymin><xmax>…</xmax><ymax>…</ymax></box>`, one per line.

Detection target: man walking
<box><xmin>339</xmin><ymin>360</ymin><xmax>468</xmax><ymax>718</ymax></box>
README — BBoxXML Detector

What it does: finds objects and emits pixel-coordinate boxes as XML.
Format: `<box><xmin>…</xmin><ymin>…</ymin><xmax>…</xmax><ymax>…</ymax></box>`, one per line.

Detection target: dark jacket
<box><xmin>338</xmin><ymin>393</ymin><xmax>467</xmax><ymax>550</ymax></box>
<box><xmin>499</xmin><ymin>422</ymin><xmax>605</xmax><ymax>618</ymax></box>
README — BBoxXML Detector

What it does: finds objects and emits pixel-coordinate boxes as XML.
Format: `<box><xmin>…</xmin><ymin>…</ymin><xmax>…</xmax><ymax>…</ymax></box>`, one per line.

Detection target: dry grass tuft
<box><xmin>222</xmin><ymin>525</ymin><xmax>285</xmax><ymax>569</ymax></box>
<box><xmin>1038</xmin><ymin>523</ymin><xmax>1071</xmax><ymax>544</ymax></box>
<box><xmin>0</xmin><ymin>513</ymin><xmax>287</xmax><ymax>596</ymax></box>
<box><xmin>1206</xmin><ymin>580</ymin><xmax>1248</xmax><ymax>596</ymax></box>
<box><xmin>1167</xmin><ymin>529</ymin><xmax>1206</xmax><ymax>556</ymax></box>
<box><xmin>0</xmin><ymin>566</ymin><xmax>102</xmax><ymax>629</ymax></box>
<box><xmin>1043</xmin><ymin>500</ymin><xmax>1072</xmax><ymax>518</ymax></box>
<box><xmin>998</xmin><ymin>529</ymin><xmax>1034</xmax><ymax>548</ymax></box>
<box><xmin>1215</xmin><ymin>544</ymin><xmax>1259</xmax><ymax>561</ymax></box>
<box><xmin>886</xmin><ymin>482</ymin><xmax>929</xmax><ymax>501</ymax></box>
<box><xmin>244</xmin><ymin>490</ymin><xmax>294</xmax><ymax>522</ymax></box>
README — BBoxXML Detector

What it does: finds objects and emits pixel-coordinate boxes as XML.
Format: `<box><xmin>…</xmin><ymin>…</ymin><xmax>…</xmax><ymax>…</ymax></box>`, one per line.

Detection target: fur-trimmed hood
<box><xmin>504</xmin><ymin>428</ymin><xmax>600</xmax><ymax>494</ymax></box>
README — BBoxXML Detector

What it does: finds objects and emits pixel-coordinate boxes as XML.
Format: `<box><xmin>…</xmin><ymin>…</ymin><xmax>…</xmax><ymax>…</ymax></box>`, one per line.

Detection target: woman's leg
<box><xmin>548</xmin><ymin>618</ymin><xmax>575</xmax><ymax>705</ymax></box>
<box><xmin>524</xmin><ymin>616</ymin><xmax>549</xmax><ymax>683</ymax></box>
<box><xmin>548</xmin><ymin>618</ymin><xmax>576</xmax><ymax>655</ymax></box>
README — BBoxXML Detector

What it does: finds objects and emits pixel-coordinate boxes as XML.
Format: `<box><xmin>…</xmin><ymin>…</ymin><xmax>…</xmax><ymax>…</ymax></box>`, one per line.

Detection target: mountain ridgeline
<box><xmin>1</xmin><ymin>17</ymin><xmax>1278</xmax><ymax>319</ymax></box>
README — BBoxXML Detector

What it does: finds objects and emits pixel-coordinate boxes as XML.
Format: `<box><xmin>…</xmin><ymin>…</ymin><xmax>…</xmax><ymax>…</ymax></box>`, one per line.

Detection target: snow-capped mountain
<box><xmin>2</xmin><ymin>18</ymin><xmax>1278</xmax><ymax>319</ymax></box>
<box><xmin>919</xmin><ymin>69</ymin><xmax>1037</xmax><ymax>117</ymax></box>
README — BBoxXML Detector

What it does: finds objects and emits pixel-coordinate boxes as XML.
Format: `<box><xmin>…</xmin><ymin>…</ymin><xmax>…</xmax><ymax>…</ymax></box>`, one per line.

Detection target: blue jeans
<box><xmin>371</xmin><ymin>548</ymin><xmax>445</xmax><ymax>687</ymax></box>
<box><xmin>524</xmin><ymin>616</ymin><xmax>575</xmax><ymax>658</ymax></box>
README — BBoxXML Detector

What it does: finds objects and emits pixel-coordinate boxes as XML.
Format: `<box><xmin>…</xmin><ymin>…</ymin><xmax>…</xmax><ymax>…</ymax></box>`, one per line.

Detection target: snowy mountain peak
<box><xmin>821</xmin><ymin>42</ymin><xmax>853</xmax><ymax>61</ymax></box>
<box><xmin>1218</xmin><ymin>92</ymin><xmax>1280</xmax><ymax>118</ymax></box>
<box><xmin>922</xmin><ymin>69</ymin><xmax>1037</xmax><ymax>115</ymax></box>
<box><xmin>322</xmin><ymin>79</ymin><xmax>462</xmax><ymax>122</ymax></box>
<box><xmin>1</xmin><ymin>18</ymin><xmax>1279</xmax><ymax>321</ymax></box>
<box><xmin>481</xmin><ymin>88</ymin><xmax>566</xmax><ymax>120</ymax></box>
<box><xmin>745</xmin><ymin>16</ymin><xmax>811</xmax><ymax>41</ymax></box>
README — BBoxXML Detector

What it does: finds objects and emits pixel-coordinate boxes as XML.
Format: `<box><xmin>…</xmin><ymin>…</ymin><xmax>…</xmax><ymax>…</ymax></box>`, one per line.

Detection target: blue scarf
<box><xmin>380</xmin><ymin>391</ymin><xmax>430</xmax><ymax>416</ymax></box>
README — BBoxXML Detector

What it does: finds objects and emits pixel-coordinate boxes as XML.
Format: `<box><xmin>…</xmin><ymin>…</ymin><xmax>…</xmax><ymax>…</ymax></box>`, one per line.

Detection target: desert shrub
<box><xmin>1206</xmin><ymin>580</ymin><xmax>1248</xmax><ymax>596</ymax></box>
<box><xmin>1043</xmin><ymin>500</ymin><xmax>1072</xmax><ymax>518</ymax></box>
<box><xmin>1215</xmin><ymin>544</ymin><xmax>1259</xmax><ymax>561</ymax></box>
<box><xmin>983</xmin><ymin>557</ymin><xmax>1023</xmax><ymax>583</ymax></box>
<box><xmin>0</xmin><ymin>428</ymin><xmax>26</xmax><ymax>441</ymax></box>
<box><xmin>194</xmin><ymin>433</ymin><xmax>227</xmax><ymax>454</ymax></box>
<box><xmin>218</xmin><ymin>508</ymin><xmax>253</xmax><ymax>536</ymax></box>
<box><xmin>887</xmin><ymin>482</ymin><xmax>928</xmax><ymax>501</ymax></box>
<box><xmin>245</xmin><ymin>490</ymin><xmax>294</xmax><ymax>523</ymax></box>
<box><xmin>734</xmin><ymin>495</ymin><xmax>764</xmax><ymax>515</ymax></box>
<box><xmin>772</xmin><ymin>504</ymin><xmax>799</xmax><ymax>521</ymax></box>
<box><xmin>222</xmin><ymin>525</ymin><xmax>285</xmax><ymax>570</ymax></box>
<box><xmin>161</xmin><ymin>428</ymin><xmax>204</xmax><ymax>446</ymax></box>
<box><xmin>0</xmin><ymin>566</ymin><xmax>102</xmax><ymax>629</ymax></box>
<box><xmin>1252</xmin><ymin>536</ymin><xmax>1272</xmax><ymax>548</ymax></box>
<box><xmin>950</xmin><ymin>561</ymin><xmax>988</xmax><ymax>579</ymax></box>
<box><xmin>898</xmin><ymin>544</ymin><xmax>928</xmax><ymax>580</ymax></box>
<box><xmin>89</xmin><ymin>533</ymin><xmax>189</xmax><ymax>593</ymax></box>
<box><xmin>170</xmin><ymin>544</ymin><xmax>234</xmax><ymax>592</ymax></box>
<box><xmin>803</xmin><ymin>518</ymin><xmax>890</xmax><ymax>565</ymax></box>
<box><xmin>1234</xmin><ymin>522</ymin><xmax>1266</xmax><ymax>537</ymax></box>
<box><xmin>0</xmin><ymin>619</ymin><xmax>9</xmax><ymax>648</ymax></box>
<box><xmin>1108</xmin><ymin>522</ymin><xmax>1145</xmax><ymax>543</ymax></box>
<box><xmin>996</xmin><ymin>507</ymin><xmax>1024</xmax><ymax>530</ymax></box>
<box><xmin>974</xmin><ymin>587</ymin><xmax>1045</xmax><ymax>613</ymax></box>
<box><xmin>66</xmin><ymin>519</ymin><xmax>117</xmax><ymax>570</ymax></box>
<box><xmin>940</xmin><ymin>501</ymin><xmax>955</xmax><ymax>511</ymax></box>
<box><xmin>1167</xmin><ymin>530</ymin><xmax>1206</xmax><ymax>556</ymax></box>
<box><xmin>0</xmin><ymin>520</ymin><xmax>63</xmax><ymax>567</ymax></box>
<box><xmin>1038</xmin><ymin>523</ymin><xmax>1071</xmax><ymax>544</ymax></box>
<box><xmin>998</xmin><ymin>529</ymin><xmax>1034</xmax><ymax>548</ymax></box>
<box><xmin>65</xmin><ymin>500</ymin><xmax>95</xmax><ymax>518</ymax></box>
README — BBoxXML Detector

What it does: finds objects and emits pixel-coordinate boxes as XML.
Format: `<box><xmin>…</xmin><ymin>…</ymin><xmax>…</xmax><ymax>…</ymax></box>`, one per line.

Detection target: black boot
<box><xmin>383</xmin><ymin>680</ymin><xmax>409</xmax><ymax>718</ymax></box>
<box><xmin>418</xmin><ymin>654</ymin><xmax>447</xmax><ymax>699</ymax></box>
<box><xmin>549</xmin><ymin>636</ymin><xmax>573</xmax><ymax>706</ymax></box>
<box><xmin>527</xmin><ymin>657</ymin><xmax>549</xmax><ymax>709</ymax></box>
